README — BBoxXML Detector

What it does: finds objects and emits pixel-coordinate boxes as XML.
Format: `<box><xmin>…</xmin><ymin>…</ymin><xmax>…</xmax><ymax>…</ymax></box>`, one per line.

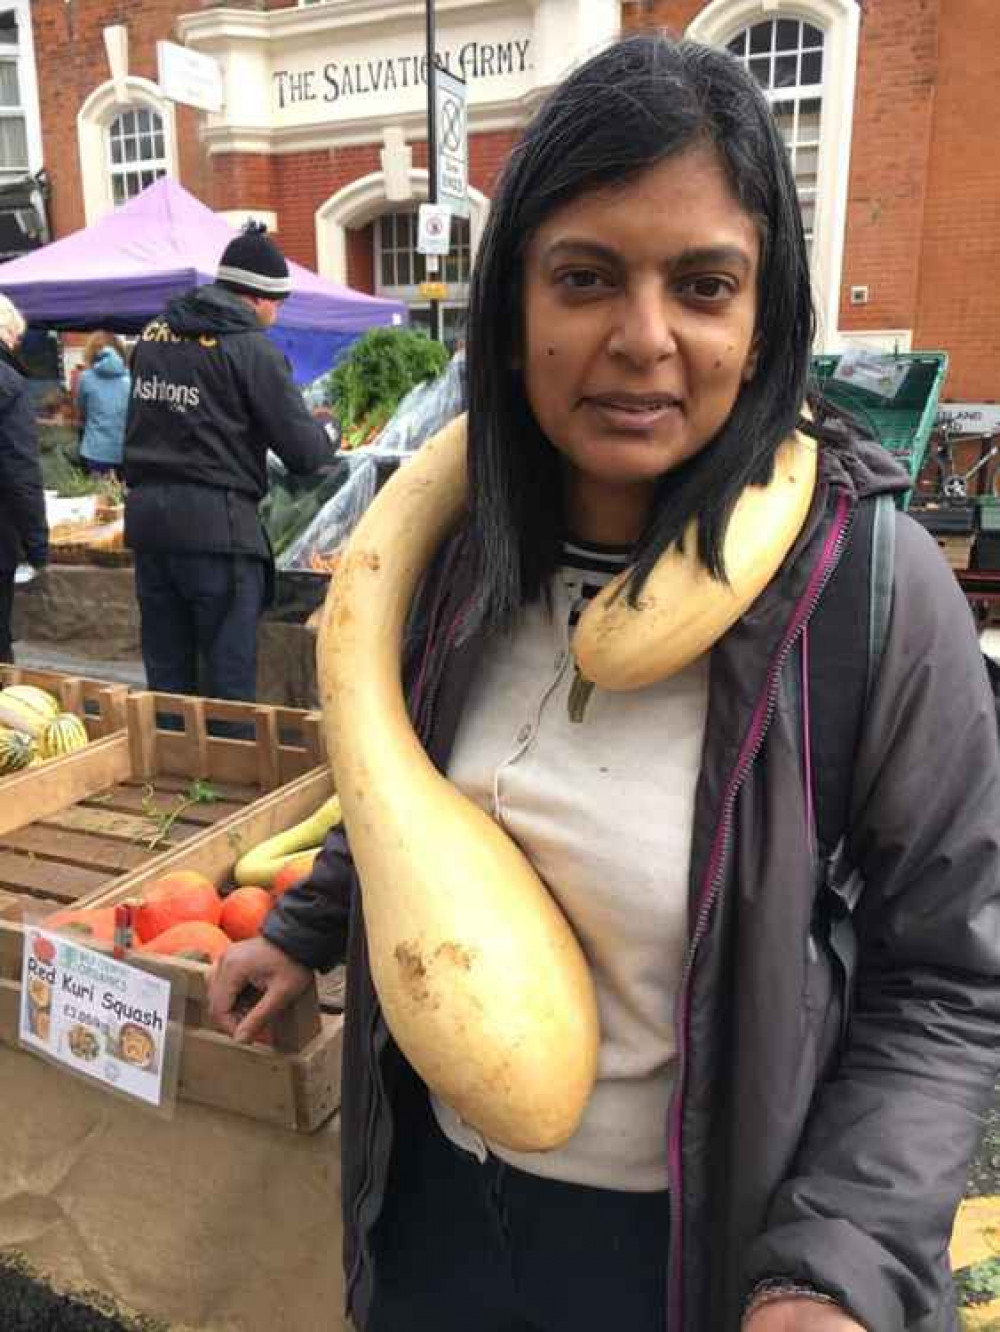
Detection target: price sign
<box><xmin>20</xmin><ymin>926</ymin><xmax>173</xmax><ymax>1108</ymax></box>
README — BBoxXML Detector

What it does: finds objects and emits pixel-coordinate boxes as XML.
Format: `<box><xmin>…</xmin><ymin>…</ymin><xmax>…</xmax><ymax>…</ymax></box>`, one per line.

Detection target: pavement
<box><xmin>10</xmin><ymin>640</ymin><xmax>145</xmax><ymax>687</ymax></box>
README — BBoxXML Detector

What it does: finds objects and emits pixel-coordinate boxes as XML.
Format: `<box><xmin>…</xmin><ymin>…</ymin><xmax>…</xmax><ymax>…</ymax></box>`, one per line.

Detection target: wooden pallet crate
<box><xmin>0</xmin><ymin>916</ymin><xmax>343</xmax><ymax>1132</ymax></box>
<box><xmin>0</xmin><ymin>691</ymin><xmax>327</xmax><ymax>915</ymax></box>
<box><xmin>0</xmin><ymin>662</ymin><xmax>129</xmax><ymax>741</ymax></box>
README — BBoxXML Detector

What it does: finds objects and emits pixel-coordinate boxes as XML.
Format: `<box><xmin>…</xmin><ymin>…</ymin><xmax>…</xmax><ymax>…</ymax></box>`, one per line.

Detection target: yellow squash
<box><xmin>317</xmin><ymin>415</ymin><xmax>600</xmax><ymax>1152</ymax></box>
<box><xmin>572</xmin><ymin>430</ymin><xmax>818</xmax><ymax>690</ymax></box>
<box><xmin>232</xmin><ymin>796</ymin><xmax>342</xmax><ymax>887</ymax></box>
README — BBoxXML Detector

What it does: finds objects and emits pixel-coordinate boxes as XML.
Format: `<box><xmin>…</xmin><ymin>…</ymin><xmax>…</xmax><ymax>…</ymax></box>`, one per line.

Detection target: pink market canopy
<box><xmin>0</xmin><ymin>178</ymin><xmax>405</xmax><ymax>382</ymax></box>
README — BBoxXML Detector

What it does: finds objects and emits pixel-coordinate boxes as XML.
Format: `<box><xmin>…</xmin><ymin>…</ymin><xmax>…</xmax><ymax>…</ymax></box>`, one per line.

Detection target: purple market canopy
<box><xmin>0</xmin><ymin>178</ymin><xmax>405</xmax><ymax>382</ymax></box>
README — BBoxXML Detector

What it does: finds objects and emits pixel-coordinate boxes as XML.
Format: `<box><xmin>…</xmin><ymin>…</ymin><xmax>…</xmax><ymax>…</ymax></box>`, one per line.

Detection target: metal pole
<box><xmin>425</xmin><ymin>0</ymin><xmax>442</xmax><ymax>342</ymax></box>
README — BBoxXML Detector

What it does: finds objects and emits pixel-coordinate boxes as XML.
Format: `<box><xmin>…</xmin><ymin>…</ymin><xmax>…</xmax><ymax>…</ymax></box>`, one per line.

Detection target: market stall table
<box><xmin>0</xmin><ymin>693</ymin><xmax>348</xmax><ymax>1331</ymax></box>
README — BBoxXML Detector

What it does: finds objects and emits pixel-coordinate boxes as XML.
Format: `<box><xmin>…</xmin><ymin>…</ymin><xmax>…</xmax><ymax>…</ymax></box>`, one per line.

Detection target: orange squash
<box><xmin>134</xmin><ymin>871</ymin><xmax>222</xmax><ymax>944</ymax></box>
<box><xmin>46</xmin><ymin>906</ymin><xmax>117</xmax><ymax>946</ymax></box>
<box><xmin>219</xmin><ymin>886</ymin><xmax>273</xmax><ymax>941</ymax></box>
<box><xmin>271</xmin><ymin>849</ymin><xmax>320</xmax><ymax>900</ymax></box>
<box><xmin>140</xmin><ymin>921</ymin><xmax>231</xmax><ymax>964</ymax></box>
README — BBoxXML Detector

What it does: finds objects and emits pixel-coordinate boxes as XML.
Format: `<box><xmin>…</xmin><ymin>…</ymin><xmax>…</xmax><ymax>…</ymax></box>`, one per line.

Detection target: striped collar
<box><xmin>560</xmin><ymin>537</ymin><xmax>632</xmax><ymax>580</ymax></box>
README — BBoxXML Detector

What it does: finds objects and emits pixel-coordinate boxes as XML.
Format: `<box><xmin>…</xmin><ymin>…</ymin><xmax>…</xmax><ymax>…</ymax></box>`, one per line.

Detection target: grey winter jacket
<box><xmin>265</xmin><ymin>428</ymin><xmax>1000</xmax><ymax>1331</ymax></box>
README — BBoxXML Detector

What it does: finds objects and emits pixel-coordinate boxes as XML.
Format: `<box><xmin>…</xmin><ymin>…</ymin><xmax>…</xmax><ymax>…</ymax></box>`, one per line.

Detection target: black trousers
<box><xmin>133</xmin><ymin>551</ymin><xmax>265</xmax><ymax>702</ymax></box>
<box><xmin>0</xmin><ymin>571</ymin><xmax>13</xmax><ymax>663</ymax></box>
<box><xmin>367</xmin><ymin>1089</ymin><xmax>671</xmax><ymax>1332</ymax></box>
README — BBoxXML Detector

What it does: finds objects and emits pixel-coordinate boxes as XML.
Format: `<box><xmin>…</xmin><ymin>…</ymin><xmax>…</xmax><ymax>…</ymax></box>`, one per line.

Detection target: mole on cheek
<box><xmin>547</xmin><ymin>347</ymin><xmax>557</xmax><ymax>357</ymax></box>
<box><xmin>714</xmin><ymin>359</ymin><xmax>723</xmax><ymax>370</ymax></box>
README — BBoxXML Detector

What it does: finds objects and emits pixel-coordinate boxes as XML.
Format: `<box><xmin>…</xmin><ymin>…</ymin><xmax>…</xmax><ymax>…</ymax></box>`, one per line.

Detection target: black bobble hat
<box><xmin>216</xmin><ymin>220</ymin><xmax>291</xmax><ymax>299</ymax></box>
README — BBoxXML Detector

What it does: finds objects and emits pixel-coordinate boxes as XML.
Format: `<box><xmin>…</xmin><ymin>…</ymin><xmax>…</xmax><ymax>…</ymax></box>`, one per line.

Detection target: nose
<box><xmin>607</xmin><ymin>281</ymin><xmax>677</xmax><ymax>366</ymax></box>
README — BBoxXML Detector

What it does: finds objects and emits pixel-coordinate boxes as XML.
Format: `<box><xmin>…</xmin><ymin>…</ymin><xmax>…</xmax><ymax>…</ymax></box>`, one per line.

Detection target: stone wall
<box><xmin>10</xmin><ymin>565</ymin><xmax>320</xmax><ymax>707</ymax></box>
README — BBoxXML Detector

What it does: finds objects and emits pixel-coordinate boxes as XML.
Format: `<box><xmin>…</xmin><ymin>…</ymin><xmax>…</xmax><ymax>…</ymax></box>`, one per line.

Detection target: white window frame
<box><xmin>375</xmin><ymin>209</ymin><xmax>472</xmax><ymax>350</ymax></box>
<box><xmin>106</xmin><ymin>104</ymin><xmax>169</xmax><ymax>207</ymax></box>
<box><xmin>0</xmin><ymin>2</ymin><xmax>42</xmax><ymax>183</ymax></box>
<box><xmin>375</xmin><ymin>209</ymin><xmax>472</xmax><ymax>303</ymax></box>
<box><xmin>315</xmin><ymin>168</ymin><xmax>489</xmax><ymax>288</ymax></box>
<box><xmin>77</xmin><ymin>77</ymin><xmax>178</xmax><ymax>223</ymax></box>
<box><xmin>725</xmin><ymin>18</ymin><xmax>824</xmax><ymax>252</ymax></box>
<box><xmin>686</xmin><ymin>0</ymin><xmax>860</xmax><ymax>351</ymax></box>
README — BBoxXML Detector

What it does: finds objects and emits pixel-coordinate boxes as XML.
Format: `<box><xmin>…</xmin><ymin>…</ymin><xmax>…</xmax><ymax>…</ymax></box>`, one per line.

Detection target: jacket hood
<box><xmin>165</xmin><ymin>283</ymin><xmax>262</xmax><ymax>337</ymax></box>
<box><xmin>805</xmin><ymin>400</ymin><xmax>912</xmax><ymax>502</ymax></box>
<box><xmin>93</xmin><ymin>347</ymin><xmax>127</xmax><ymax>378</ymax></box>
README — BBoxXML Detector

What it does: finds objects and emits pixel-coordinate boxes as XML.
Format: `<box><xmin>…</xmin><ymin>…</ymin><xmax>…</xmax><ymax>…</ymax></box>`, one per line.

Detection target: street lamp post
<box><xmin>425</xmin><ymin>0</ymin><xmax>443</xmax><ymax>343</ymax></box>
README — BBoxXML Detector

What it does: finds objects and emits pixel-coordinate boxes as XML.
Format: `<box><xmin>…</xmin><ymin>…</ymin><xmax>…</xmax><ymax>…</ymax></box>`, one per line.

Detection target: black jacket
<box><xmin>0</xmin><ymin>342</ymin><xmax>48</xmax><ymax>574</ymax></box>
<box><xmin>265</xmin><ymin>430</ymin><xmax>1000</xmax><ymax>1331</ymax></box>
<box><xmin>124</xmin><ymin>284</ymin><xmax>330</xmax><ymax>559</ymax></box>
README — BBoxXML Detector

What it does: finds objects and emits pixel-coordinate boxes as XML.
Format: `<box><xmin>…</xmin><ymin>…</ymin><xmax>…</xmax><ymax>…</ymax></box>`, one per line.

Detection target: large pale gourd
<box><xmin>318</xmin><ymin>416</ymin><xmax>600</xmax><ymax>1151</ymax></box>
<box><xmin>317</xmin><ymin>413</ymin><xmax>817</xmax><ymax>1152</ymax></box>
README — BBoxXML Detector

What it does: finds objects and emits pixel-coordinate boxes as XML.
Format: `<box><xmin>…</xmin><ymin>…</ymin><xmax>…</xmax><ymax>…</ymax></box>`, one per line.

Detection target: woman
<box><xmin>75</xmin><ymin>330</ymin><xmax>130</xmax><ymax>475</ymax></box>
<box><xmin>209</xmin><ymin>35</ymin><xmax>1000</xmax><ymax>1332</ymax></box>
<box><xmin>0</xmin><ymin>293</ymin><xmax>47</xmax><ymax>663</ymax></box>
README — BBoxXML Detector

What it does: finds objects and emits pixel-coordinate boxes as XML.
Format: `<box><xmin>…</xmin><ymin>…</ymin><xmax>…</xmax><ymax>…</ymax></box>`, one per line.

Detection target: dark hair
<box><xmin>464</xmin><ymin>32</ymin><xmax>814</xmax><ymax>631</ymax></box>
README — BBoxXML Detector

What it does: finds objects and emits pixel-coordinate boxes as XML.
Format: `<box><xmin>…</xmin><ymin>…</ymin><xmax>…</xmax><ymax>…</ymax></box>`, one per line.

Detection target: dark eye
<box><xmin>679</xmin><ymin>275</ymin><xmax>735</xmax><ymax>302</ymax></box>
<box><xmin>556</xmin><ymin>268</ymin><xmax>612</xmax><ymax>292</ymax></box>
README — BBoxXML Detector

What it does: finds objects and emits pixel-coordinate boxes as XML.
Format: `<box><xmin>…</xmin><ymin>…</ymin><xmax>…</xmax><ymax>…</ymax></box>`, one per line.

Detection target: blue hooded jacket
<box><xmin>78</xmin><ymin>346</ymin><xmax>131</xmax><ymax>466</ymax></box>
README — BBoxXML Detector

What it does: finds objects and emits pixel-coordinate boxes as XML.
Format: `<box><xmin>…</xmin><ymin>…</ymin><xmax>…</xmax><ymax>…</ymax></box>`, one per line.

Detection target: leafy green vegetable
<box><xmin>955</xmin><ymin>1257</ymin><xmax>1000</xmax><ymax>1306</ymax></box>
<box><xmin>323</xmin><ymin>328</ymin><xmax>448</xmax><ymax>434</ymax></box>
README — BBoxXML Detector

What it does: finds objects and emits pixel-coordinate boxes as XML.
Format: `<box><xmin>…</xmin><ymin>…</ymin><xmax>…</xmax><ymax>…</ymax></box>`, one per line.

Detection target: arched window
<box><xmin>78</xmin><ymin>78</ymin><xmax>178</xmax><ymax>222</ymax></box>
<box><xmin>375</xmin><ymin>208</ymin><xmax>471</xmax><ymax>347</ymax></box>
<box><xmin>107</xmin><ymin>106</ymin><xmax>168</xmax><ymax>205</ymax></box>
<box><xmin>727</xmin><ymin>18</ymin><xmax>824</xmax><ymax>253</ymax></box>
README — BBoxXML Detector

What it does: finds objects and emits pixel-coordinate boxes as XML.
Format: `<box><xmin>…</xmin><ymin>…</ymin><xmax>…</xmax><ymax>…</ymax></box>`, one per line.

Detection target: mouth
<box><xmin>582</xmin><ymin>392</ymin><xmax>683</xmax><ymax>432</ymax></box>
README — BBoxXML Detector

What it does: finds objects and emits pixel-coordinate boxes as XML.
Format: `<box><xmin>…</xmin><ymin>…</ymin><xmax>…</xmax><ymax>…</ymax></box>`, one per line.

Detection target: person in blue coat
<box><xmin>76</xmin><ymin>331</ymin><xmax>130</xmax><ymax>475</ymax></box>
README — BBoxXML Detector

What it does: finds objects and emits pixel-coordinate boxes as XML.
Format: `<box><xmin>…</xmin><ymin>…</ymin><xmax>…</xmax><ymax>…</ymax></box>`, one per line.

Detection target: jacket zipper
<box><xmin>665</xmin><ymin>491</ymin><xmax>853</xmax><ymax>1330</ymax></box>
<box><xmin>345</xmin><ymin>605</ymin><xmax>468</xmax><ymax>1314</ymax></box>
<box><xmin>345</xmin><ymin>992</ymin><xmax>389</xmax><ymax>1310</ymax></box>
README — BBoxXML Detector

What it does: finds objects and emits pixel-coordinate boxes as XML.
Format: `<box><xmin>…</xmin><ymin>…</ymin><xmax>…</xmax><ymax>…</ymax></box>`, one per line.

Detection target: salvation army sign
<box><xmin>273</xmin><ymin>38</ymin><xmax>530</xmax><ymax>110</ymax></box>
<box><xmin>270</xmin><ymin>21</ymin><xmax>532</xmax><ymax>125</ymax></box>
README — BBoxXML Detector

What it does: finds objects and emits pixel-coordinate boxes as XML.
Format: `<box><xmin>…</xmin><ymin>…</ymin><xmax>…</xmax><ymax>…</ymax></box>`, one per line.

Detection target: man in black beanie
<box><xmin>123</xmin><ymin>222</ymin><xmax>331</xmax><ymax>704</ymax></box>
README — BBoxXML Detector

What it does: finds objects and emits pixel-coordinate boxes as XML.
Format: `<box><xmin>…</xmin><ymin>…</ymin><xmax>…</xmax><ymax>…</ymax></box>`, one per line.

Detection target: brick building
<box><xmin>17</xmin><ymin>0</ymin><xmax>1000</xmax><ymax>403</ymax></box>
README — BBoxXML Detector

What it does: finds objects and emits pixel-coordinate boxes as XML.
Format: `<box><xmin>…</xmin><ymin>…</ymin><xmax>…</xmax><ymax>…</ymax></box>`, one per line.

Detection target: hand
<box><xmin>744</xmin><ymin>1298</ymin><xmax>865</xmax><ymax>1331</ymax></box>
<box><xmin>207</xmin><ymin>935</ymin><xmax>312</xmax><ymax>1044</ymax></box>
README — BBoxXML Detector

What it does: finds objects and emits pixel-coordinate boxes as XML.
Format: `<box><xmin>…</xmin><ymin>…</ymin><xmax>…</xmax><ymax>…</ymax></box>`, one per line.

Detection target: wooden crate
<box><xmin>0</xmin><ymin>916</ymin><xmax>342</xmax><ymax>1132</ymax></box>
<box><xmin>0</xmin><ymin>691</ymin><xmax>327</xmax><ymax>915</ymax></box>
<box><xmin>936</xmin><ymin>534</ymin><xmax>976</xmax><ymax>571</ymax></box>
<box><xmin>0</xmin><ymin>663</ymin><xmax>129</xmax><ymax>741</ymax></box>
<box><xmin>77</xmin><ymin>761</ymin><xmax>346</xmax><ymax>1012</ymax></box>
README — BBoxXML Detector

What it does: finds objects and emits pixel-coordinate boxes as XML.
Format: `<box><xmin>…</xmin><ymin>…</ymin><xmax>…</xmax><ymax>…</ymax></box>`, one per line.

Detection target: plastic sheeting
<box><xmin>278</xmin><ymin>356</ymin><xmax>466</xmax><ymax>572</ymax></box>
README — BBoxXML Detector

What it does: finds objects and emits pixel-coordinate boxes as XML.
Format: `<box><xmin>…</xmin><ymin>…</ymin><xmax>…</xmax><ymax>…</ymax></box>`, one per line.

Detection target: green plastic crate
<box><xmin>811</xmin><ymin>351</ymin><xmax>949</xmax><ymax>508</ymax></box>
<box><xmin>980</xmin><ymin>498</ymin><xmax>1000</xmax><ymax>533</ymax></box>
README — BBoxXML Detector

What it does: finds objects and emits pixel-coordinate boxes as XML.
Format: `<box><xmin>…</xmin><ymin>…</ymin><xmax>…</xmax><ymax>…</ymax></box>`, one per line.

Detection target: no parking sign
<box><xmin>417</xmin><ymin>203</ymin><xmax>452</xmax><ymax>256</ymax></box>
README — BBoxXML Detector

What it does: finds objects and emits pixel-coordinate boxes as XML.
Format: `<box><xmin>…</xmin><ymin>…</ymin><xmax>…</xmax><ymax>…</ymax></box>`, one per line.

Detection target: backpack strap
<box><xmin>804</xmin><ymin>492</ymin><xmax>895</xmax><ymax>1048</ymax></box>
<box><xmin>867</xmin><ymin>494</ymin><xmax>895</xmax><ymax>710</ymax></box>
<box><xmin>808</xmin><ymin>493</ymin><xmax>894</xmax><ymax>860</ymax></box>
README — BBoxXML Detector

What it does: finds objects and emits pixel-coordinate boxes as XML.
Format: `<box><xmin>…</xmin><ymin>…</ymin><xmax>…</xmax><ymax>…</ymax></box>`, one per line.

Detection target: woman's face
<box><xmin>521</xmin><ymin>146</ymin><xmax>761</xmax><ymax>544</ymax></box>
